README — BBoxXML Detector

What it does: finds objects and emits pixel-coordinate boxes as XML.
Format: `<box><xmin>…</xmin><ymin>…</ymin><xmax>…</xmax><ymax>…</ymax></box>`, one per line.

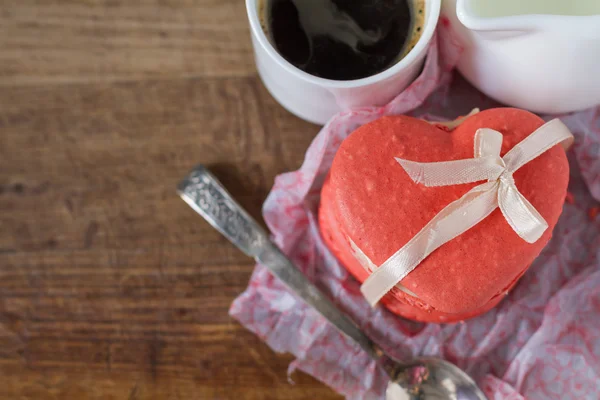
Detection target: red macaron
<box><xmin>319</xmin><ymin>108</ymin><xmax>570</xmax><ymax>323</ymax></box>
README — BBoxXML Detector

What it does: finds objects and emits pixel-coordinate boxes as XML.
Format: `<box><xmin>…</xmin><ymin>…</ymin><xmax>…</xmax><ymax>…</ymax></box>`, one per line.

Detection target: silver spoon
<box><xmin>178</xmin><ymin>165</ymin><xmax>488</xmax><ymax>400</ymax></box>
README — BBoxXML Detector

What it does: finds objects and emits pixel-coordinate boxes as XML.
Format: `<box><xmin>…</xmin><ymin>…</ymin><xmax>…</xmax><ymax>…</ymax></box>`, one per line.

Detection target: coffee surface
<box><xmin>264</xmin><ymin>0</ymin><xmax>420</xmax><ymax>80</ymax></box>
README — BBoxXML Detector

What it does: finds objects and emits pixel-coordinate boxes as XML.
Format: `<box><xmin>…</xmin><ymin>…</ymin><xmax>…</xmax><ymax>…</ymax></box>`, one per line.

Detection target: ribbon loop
<box><xmin>360</xmin><ymin>119</ymin><xmax>574</xmax><ymax>307</ymax></box>
<box><xmin>396</xmin><ymin>156</ymin><xmax>505</xmax><ymax>187</ymax></box>
<box><xmin>474</xmin><ymin>128</ymin><xmax>503</xmax><ymax>158</ymax></box>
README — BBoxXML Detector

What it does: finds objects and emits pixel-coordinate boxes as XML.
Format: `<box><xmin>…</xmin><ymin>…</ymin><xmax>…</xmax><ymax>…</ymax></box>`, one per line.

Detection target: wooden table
<box><xmin>0</xmin><ymin>1</ymin><xmax>341</xmax><ymax>398</ymax></box>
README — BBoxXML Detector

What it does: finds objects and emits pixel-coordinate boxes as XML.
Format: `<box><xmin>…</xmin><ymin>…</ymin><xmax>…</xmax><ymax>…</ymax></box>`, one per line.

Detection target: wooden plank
<box><xmin>0</xmin><ymin>77</ymin><xmax>318</xmax><ymax>252</ymax></box>
<box><xmin>0</xmin><ymin>0</ymin><xmax>256</xmax><ymax>85</ymax></box>
<box><xmin>0</xmin><ymin>354</ymin><xmax>338</xmax><ymax>399</ymax></box>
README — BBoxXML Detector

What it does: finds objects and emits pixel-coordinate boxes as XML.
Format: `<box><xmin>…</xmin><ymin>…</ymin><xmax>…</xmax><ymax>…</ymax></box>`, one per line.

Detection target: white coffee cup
<box><xmin>246</xmin><ymin>0</ymin><xmax>441</xmax><ymax>125</ymax></box>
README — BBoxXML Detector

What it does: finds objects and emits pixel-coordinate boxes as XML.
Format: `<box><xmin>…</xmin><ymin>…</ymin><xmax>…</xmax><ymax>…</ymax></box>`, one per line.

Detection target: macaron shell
<box><xmin>320</xmin><ymin>176</ymin><xmax>521</xmax><ymax>322</ymax></box>
<box><xmin>326</xmin><ymin>108</ymin><xmax>569</xmax><ymax>314</ymax></box>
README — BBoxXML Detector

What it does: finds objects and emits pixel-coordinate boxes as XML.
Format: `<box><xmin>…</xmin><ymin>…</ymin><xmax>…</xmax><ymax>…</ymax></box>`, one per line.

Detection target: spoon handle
<box><xmin>178</xmin><ymin>165</ymin><xmax>382</xmax><ymax>360</ymax></box>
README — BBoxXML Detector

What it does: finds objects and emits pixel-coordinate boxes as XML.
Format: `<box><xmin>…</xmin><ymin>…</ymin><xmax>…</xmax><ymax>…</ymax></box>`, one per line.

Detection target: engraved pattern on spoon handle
<box><xmin>177</xmin><ymin>165</ymin><xmax>268</xmax><ymax>258</ymax></box>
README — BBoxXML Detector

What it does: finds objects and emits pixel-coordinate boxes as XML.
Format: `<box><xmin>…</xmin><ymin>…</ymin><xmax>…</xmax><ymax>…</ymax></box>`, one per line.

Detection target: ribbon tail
<box><xmin>360</xmin><ymin>181</ymin><xmax>499</xmax><ymax>307</ymax></box>
<box><xmin>498</xmin><ymin>179</ymin><xmax>548</xmax><ymax>243</ymax></box>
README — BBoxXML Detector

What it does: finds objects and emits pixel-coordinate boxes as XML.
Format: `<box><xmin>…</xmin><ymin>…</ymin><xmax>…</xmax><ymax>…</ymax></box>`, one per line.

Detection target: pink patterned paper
<box><xmin>230</xmin><ymin>20</ymin><xmax>600</xmax><ymax>399</ymax></box>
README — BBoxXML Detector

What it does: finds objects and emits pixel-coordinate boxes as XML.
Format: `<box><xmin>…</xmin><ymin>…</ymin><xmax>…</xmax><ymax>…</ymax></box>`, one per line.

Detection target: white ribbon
<box><xmin>360</xmin><ymin>119</ymin><xmax>573</xmax><ymax>307</ymax></box>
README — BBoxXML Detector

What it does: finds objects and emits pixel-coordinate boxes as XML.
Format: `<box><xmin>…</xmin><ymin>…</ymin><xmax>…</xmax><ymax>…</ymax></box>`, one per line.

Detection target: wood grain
<box><xmin>0</xmin><ymin>1</ymin><xmax>342</xmax><ymax>398</ymax></box>
<box><xmin>0</xmin><ymin>0</ymin><xmax>255</xmax><ymax>86</ymax></box>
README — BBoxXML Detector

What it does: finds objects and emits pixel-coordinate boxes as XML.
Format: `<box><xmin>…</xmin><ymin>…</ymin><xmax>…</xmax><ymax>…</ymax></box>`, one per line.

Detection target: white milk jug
<box><xmin>442</xmin><ymin>0</ymin><xmax>600</xmax><ymax>113</ymax></box>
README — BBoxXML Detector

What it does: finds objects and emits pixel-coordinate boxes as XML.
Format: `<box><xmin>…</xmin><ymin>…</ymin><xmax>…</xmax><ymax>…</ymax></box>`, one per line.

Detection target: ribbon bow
<box><xmin>360</xmin><ymin>119</ymin><xmax>573</xmax><ymax>307</ymax></box>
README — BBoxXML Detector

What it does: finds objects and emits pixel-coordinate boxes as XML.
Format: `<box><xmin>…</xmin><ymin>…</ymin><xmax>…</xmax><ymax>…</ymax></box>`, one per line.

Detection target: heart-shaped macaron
<box><xmin>319</xmin><ymin>108</ymin><xmax>570</xmax><ymax>323</ymax></box>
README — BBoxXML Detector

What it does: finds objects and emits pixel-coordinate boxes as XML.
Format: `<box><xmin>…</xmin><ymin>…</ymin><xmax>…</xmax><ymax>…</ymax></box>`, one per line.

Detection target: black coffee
<box><xmin>262</xmin><ymin>0</ymin><xmax>422</xmax><ymax>80</ymax></box>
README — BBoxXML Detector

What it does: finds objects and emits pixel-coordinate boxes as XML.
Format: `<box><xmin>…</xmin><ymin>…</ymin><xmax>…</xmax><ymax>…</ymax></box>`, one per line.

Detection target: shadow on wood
<box><xmin>207</xmin><ymin>162</ymin><xmax>268</xmax><ymax>230</ymax></box>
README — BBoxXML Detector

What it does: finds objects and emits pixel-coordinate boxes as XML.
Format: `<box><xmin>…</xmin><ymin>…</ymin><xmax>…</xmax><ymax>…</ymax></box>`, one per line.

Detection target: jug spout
<box><xmin>457</xmin><ymin>0</ymin><xmax>538</xmax><ymax>33</ymax></box>
<box><xmin>456</xmin><ymin>0</ymin><xmax>600</xmax><ymax>36</ymax></box>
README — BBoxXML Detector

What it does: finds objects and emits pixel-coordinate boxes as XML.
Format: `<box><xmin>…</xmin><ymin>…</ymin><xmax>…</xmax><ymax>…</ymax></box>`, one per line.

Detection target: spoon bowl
<box><xmin>385</xmin><ymin>358</ymin><xmax>487</xmax><ymax>399</ymax></box>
